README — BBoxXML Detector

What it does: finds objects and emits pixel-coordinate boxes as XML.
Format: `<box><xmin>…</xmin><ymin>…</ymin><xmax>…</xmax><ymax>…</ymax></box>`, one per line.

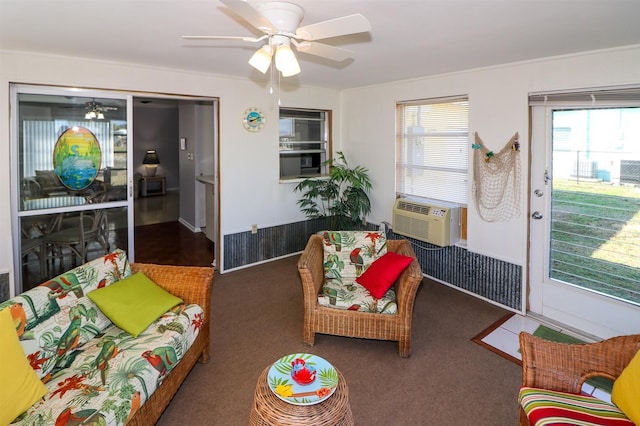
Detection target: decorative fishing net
<box><xmin>472</xmin><ymin>132</ymin><xmax>521</xmax><ymax>222</ymax></box>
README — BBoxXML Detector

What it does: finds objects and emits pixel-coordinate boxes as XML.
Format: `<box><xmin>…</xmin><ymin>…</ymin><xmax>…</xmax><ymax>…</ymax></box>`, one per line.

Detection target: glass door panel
<box><xmin>12</xmin><ymin>86</ymin><xmax>133</xmax><ymax>292</ymax></box>
<box><xmin>550</xmin><ymin>108</ymin><xmax>640</xmax><ymax>304</ymax></box>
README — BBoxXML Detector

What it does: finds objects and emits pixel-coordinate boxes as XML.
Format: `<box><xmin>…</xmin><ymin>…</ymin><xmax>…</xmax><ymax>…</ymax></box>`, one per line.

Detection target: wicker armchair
<box><xmin>297</xmin><ymin>234</ymin><xmax>423</xmax><ymax>357</ymax></box>
<box><xmin>518</xmin><ymin>331</ymin><xmax>640</xmax><ymax>426</ymax></box>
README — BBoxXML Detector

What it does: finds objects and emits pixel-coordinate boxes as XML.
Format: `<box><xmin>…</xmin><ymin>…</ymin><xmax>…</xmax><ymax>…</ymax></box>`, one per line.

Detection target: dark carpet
<box><xmin>155</xmin><ymin>254</ymin><xmax>522</xmax><ymax>425</ymax></box>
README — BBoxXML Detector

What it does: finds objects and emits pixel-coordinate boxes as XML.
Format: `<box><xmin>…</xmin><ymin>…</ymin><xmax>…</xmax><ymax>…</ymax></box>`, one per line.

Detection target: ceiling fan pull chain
<box><xmin>277</xmin><ymin>72</ymin><xmax>282</xmax><ymax>106</ymax></box>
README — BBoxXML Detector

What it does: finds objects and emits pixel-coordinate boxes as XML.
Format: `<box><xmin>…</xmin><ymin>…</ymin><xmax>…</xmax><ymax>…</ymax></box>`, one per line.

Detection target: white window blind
<box><xmin>22</xmin><ymin>120</ymin><xmax>113</xmax><ymax>177</ymax></box>
<box><xmin>396</xmin><ymin>96</ymin><xmax>469</xmax><ymax>205</ymax></box>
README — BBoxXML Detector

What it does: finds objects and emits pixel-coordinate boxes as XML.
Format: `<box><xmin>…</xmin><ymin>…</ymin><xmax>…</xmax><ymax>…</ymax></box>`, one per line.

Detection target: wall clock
<box><xmin>242</xmin><ymin>107</ymin><xmax>266</xmax><ymax>132</ymax></box>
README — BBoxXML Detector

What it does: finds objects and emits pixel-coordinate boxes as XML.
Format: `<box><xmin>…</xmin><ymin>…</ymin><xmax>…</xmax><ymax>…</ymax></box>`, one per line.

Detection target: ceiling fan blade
<box><xmin>294</xmin><ymin>41</ymin><xmax>352</xmax><ymax>62</ymax></box>
<box><xmin>181</xmin><ymin>35</ymin><xmax>265</xmax><ymax>43</ymax></box>
<box><xmin>220</xmin><ymin>0</ymin><xmax>276</xmax><ymax>33</ymax></box>
<box><xmin>295</xmin><ymin>14</ymin><xmax>371</xmax><ymax>41</ymax></box>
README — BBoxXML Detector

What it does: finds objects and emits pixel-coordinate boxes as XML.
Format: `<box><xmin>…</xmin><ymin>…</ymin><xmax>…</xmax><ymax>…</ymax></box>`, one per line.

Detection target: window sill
<box><xmin>455</xmin><ymin>239</ymin><xmax>468</xmax><ymax>249</ymax></box>
<box><xmin>279</xmin><ymin>175</ymin><xmax>330</xmax><ymax>184</ymax></box>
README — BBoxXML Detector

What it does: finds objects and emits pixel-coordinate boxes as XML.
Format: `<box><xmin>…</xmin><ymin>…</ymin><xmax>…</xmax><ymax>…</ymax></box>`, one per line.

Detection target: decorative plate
<box><xmin>267</xmin><ymin>353</ymin><xmax>338</xmax><ymax>406</ymax></box>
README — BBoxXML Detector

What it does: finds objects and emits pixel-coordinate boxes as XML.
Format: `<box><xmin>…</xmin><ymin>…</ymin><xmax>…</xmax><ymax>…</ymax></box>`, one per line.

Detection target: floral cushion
<box><xmin>519</xmin><ymin>387</ymin><xmax>633</xmax><ymax>426</ymax></box>
<box><xmin>1</xmin><ymin>249</ymin><xmax>206</xmax><ymax>426</ymax></box>
<box><xmin>318</xmin><ymin>278</ymin><xmax>397</xmax><ymax>314</ymax></box>
<box><xmin>26</xmin><ymin>296</ymin><xmax>114</xmax><ymax>382</ymax></box>
<box><xmin>320</xmin><ymin>230</ymin><xmax>387</xmax><ymax>281</ymax></box>
<box><xmin>318</xmin><ymin>231</ymin><xmax>396</xmax><ymax>314</ymax></box>
<box><xmin>11</xmin><ymin>303</ymin><xmax>204</xmax><ymax>425</ymax></box>
<box><xmin>0</xmin><ymin>250</ymin><xmax>131</xmax><ymax>382</ymax></box>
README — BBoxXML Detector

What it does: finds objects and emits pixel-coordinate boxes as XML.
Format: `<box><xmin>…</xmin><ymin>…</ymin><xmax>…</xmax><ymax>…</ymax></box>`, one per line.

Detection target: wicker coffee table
<box><xmin>249</xmin><ymin>363</ymin><xmax>353</xmax><ymax>426</ymax></box>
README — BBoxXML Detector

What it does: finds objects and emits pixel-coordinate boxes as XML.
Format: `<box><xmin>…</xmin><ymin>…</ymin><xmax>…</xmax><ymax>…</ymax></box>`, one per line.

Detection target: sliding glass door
<box><xmin>11</xmin><ymin>85</ymin><xmax>134</xmax><ymax>292</ymax></box>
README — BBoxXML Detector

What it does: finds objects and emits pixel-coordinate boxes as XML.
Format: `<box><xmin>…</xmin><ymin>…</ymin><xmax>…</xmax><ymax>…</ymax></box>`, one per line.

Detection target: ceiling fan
<box><xmin>84</xmin><ymin>100</ymin><xmax>118</xmax><ymax>120</ymax></box>
<box><xmin>182</xmin><ymin>0</ymin><xmax>371</xmax><ymax>77</ymax></box>
<box><xmin>58</xmin><ymin>98</ymin><xmax>118</xmax><ymax>119</ymax></box>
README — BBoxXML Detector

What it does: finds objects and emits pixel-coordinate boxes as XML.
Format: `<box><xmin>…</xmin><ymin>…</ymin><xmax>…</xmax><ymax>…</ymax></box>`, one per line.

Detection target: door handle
<box><xmin>531</xmin><ymin>211</ymin><xmax>543</xmax><ymax>220</ymax></box>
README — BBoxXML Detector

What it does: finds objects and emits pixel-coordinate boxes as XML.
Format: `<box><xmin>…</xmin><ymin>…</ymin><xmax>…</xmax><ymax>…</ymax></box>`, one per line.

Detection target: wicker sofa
<box><xmin>297</xmin><ymin>232</ymin><xmax>423</xmax><ymax>357</ymax></box>
<box><xmin>3</xmin><ymin>250</ymin><xmax>213</xmax><ymax>425</ymax></box>
<box><xmin>518</xmin><ymin>331</ymin><xmax>640</xmax><ymax>426</ymax></box>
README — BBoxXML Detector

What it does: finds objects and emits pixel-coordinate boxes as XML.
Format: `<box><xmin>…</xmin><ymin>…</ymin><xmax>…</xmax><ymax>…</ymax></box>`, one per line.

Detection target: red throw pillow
<box><xmin>356</xmin><ymin>252</ymin><xmax>414</xmax><ymax>299</ymax></box>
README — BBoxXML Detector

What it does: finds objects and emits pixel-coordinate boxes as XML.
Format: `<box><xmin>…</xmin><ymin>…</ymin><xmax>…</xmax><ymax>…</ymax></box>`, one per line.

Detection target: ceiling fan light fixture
<box><xmin>84</xmin><ymin>99</ymin><xmax>110</xmax><ymax>120</ymax></box>
<box><xmin>183</xmin><ymin>1</ymin><xmax>370</xmax><ymax>79</ymax></box>
<box><xmin>275</xmin><ymin>44</ymin><xmax>300</xmax><ymax>77</ymax></box>
<box><xmin>248</xmin><ymin>45</ymin><xmax>273</xmax><ymax>74</ymax></box>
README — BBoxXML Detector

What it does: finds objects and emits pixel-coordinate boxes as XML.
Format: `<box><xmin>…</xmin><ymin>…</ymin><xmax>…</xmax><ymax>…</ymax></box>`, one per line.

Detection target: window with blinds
<box><xmin>396</xmin><ymin>96</ymin><xmax>469</xmax><ymax>205</ymax></box>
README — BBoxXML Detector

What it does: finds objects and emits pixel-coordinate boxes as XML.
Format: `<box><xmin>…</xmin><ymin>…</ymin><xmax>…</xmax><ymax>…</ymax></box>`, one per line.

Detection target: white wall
<box><xmin>2</xmin><ymin>46</ymin><xmax>639</xmax><ymax>293</ymax></box>
<box><xmin>0</xmin><ymin>50</ymin><xmax>340</xmax><ymax>291</ymax></box>
<box><xmin>341</xmin><ymin>45</ymin><xmax>640</xmax><ymax>268</ymax></box>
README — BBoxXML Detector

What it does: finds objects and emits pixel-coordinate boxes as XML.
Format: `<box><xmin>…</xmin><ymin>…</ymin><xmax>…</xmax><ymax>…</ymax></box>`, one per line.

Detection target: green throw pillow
<box><xmin>88</xmin><ymin>272</ymin><xmax>183</xmax><ymax>337</ymax></box>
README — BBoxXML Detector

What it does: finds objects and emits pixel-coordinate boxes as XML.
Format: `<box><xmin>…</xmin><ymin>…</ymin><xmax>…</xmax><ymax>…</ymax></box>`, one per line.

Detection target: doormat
<box><xmin>533</xmin><ymin>324</ymin><xmax>584</xmax><ymax>344</ymax></box>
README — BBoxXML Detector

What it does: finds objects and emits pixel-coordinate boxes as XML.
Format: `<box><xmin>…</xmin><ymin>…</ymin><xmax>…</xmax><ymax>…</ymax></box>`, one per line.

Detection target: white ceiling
<box><xmin>2</xmin><ymin>0</ymin><xmax>640</xmax><ymax>90</ymax></box>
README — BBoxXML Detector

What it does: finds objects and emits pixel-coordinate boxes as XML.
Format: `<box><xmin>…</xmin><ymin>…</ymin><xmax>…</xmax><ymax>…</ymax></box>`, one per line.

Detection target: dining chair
<box><xmin>21</xmin><ymin>235</ymin><xmax>45</xmax><ymax>279</ymax></box>
<box><xmin>44</xmin><ymin>209</ymin><xmax>110</xmax><ymax>274</ymax></box>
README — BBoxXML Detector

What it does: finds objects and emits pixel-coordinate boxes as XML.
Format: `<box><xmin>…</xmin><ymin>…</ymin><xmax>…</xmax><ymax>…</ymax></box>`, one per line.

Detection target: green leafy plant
<box><xmin>294</xmin><ymin>152</ymin><xmax>372</xmax><ymax>229</ymax></box>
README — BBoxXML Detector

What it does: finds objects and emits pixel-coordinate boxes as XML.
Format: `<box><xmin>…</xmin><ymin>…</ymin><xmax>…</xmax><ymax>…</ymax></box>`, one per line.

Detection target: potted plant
<box><xmin>294</xmin><ymin>151</ymin><xmax>372</xmax><ymax>229</ymax></box>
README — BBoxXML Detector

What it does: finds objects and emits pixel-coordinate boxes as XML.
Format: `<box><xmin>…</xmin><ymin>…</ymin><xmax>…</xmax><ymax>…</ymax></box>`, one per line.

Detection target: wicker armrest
<box><xmin>519</xmin><ymin>331</ymin><xmax>640</xmax><ymax>394</ymax></box>
<box><xmin>297</xmin><ymin>234</ymin><xmax>325</xmax><ymax>299</ymax></box>
<box><xmin>126</xmin><ymin>263</ymin><xmax>213</xmax><ymax>425</ymax></box>
<box><xmin>387</xmin><ymin>240</ymin><xmax>423</xmax><ymax>314</ymax></box>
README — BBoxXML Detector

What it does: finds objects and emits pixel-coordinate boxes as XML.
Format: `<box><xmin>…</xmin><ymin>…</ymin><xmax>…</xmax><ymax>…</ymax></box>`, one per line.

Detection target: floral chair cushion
<box><xmin>318</xmin><ymin>279</ymin><xmax>398</xmax><ymax>314</ymax></box>
<box><xmin>320</xmin><ymin>230</ymin><xmax>387</xmax><ymax>281</ymax></box>
<box><xmin>318</xmin><ymin>231</ymin><xmax>396</xmax><ymax>314</ymax></box>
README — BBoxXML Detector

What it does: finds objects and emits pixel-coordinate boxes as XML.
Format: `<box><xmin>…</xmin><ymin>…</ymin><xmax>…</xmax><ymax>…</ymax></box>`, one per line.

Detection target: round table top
<box><xmin>249</xmin><ymin>363</ymin><xmax>353</xmax><ymax>426</ymax></box>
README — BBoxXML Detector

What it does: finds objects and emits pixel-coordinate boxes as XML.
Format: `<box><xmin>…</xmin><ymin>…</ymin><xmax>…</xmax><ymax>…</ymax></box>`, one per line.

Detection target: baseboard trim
<box><xmin>178</xmin><ymin>217</ymin><xmax>197</xmax><ymax>233</ymax></box>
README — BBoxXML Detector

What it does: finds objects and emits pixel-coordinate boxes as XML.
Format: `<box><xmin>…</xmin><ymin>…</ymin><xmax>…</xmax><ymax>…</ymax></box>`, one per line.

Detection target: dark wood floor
<box><xmin>133</xmin><ymin>221</ymin><xmax>214</xmax><ymax>266</ymax></box>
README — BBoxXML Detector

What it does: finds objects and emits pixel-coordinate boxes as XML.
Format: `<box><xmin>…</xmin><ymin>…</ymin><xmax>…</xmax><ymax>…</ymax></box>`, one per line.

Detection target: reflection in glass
<box><xmin>18</xmin><ymin>93</ymin><xmax>128</xmax><ymax>210</ymax></box>
<box><xmin>16</xmin><ymin>90</ymin><xmax>130</xmax><ymax>293</ymax></box>
<box><xmin>20</xmin><ymin>207</ymin><xmax>129</xmax><ymax>291</ymax></box>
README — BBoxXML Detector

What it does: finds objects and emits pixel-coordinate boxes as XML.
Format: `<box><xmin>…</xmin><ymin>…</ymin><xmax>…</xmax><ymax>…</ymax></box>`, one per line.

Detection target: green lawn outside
<box><xmin>551</xmin><ymin>179</ymin><xmax>640</xmax><ymax>304</ymax></box>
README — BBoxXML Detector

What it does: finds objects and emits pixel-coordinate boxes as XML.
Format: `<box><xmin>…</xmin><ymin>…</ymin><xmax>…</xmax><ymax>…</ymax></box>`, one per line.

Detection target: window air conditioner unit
<box><xmin>392</xmin><ymin>199</ymin><xmax>460</xmax><ymax>247</ymax></box>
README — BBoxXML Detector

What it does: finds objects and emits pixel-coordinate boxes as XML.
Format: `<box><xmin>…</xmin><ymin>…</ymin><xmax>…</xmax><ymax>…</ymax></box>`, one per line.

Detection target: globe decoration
<box><xmin>53</xmin><ymin>126</ymin><xmax>102</xmax><ymax>190</ymax></box>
